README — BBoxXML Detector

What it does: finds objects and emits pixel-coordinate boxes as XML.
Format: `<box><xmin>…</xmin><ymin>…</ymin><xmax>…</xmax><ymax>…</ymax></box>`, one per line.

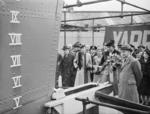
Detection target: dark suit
<box><xmin>118</xmin><ymin>55</ymin><xmax>142</xmax><ymax>103</ymax></box>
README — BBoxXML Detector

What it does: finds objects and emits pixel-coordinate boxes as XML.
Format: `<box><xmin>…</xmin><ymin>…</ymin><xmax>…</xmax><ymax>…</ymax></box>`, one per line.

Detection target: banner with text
<box><xmin>104</xmin><ymin>25</ymin><xmax>150</xmax><ymax>49</ymax></box>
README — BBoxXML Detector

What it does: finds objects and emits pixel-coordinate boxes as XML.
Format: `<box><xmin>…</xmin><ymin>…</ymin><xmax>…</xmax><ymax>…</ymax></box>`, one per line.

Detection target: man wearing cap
<box><xmin>118</xmin><ymin>45</ymin><xmax>142</xmax><ymax>103</ymax></box>
<box><xmin>59</xmin><ymin>45</ymin><xmax>76</xmax><ymax>88</ymax></box>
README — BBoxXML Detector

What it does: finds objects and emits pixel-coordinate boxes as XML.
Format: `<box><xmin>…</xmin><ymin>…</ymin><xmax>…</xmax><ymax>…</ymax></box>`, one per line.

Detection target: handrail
<box><xmin>75</xmin><ymin>97</ymin><xmax>150</xmax><ymax>114</ymax></box>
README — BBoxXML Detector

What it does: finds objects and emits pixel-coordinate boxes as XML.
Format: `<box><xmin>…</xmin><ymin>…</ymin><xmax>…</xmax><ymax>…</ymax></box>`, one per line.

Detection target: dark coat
<box><xmin>139</xmin><ymin>57</ymin><xmax>150</xmax><ymax>95</ymax></box>
<box><xmin>60</xmin><ymin>53</ymin><xmax>76</xmax><ymax>87</ymax></box>
<box><xmin>112</xmin><ymin>49</ymin><xmax>120</xmax><ymax>55</ymax></box>
<box><xmin>118</xmin><ymin>56</ymin><xmax>142</xmax><ymax>103</ymax></box>
<box><xmin>55</xmin><ymin>53</ymin><xmax>63</xmax><ymax>88</ymax></box>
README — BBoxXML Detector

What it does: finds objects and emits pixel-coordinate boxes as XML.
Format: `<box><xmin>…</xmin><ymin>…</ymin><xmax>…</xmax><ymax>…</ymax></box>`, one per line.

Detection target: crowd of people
<box><xmin>55</xmin><ymin>40</ymin><xmax>150</xmax><ymax>106</ymax></box>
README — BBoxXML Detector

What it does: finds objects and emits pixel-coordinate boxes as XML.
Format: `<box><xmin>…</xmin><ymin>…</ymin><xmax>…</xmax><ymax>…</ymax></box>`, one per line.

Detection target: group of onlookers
<box><xmin>55</xmin><ymin>40</ymin><xmax>150</xmax><ymax>106</ymax></box>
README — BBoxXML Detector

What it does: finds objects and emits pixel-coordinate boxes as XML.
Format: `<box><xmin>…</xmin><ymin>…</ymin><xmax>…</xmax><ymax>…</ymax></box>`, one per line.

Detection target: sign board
<box><xmin>104</xmin><ymin>25</ymin><xmax>150</xmax><ymax>49</ymax></box>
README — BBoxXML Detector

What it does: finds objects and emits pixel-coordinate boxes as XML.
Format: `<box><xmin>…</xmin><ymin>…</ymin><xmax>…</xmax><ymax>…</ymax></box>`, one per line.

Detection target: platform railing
<box><xmin>75</xmin><ymin>95</ymin><xmax>150</xmax><ymax>114</ymax></box>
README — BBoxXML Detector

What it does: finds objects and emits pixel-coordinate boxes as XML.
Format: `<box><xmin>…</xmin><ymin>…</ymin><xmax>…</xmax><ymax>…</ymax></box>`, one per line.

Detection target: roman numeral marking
<box><xmin>10</xmin><ymin>55</ymin><xmax>21</xmax><ymax>68</ymax></box>
<box><xmin>12</xmin><ymin>75</ymin><xmax>22</xmax><ymax>88</ymax></box>
<box><xmin>10</xmin><ymin>10</ymin><xmax>20</xmax><ymax>23</ymax></box>
<box><xmin>9</xmin><ymin>33</ymin><xmax>22</xmax><ymax>46</ymax></box>
<box><xmin>13</xmin><ymin>96</ymin><xmax>22</xmax><ymax>109</ymax></box>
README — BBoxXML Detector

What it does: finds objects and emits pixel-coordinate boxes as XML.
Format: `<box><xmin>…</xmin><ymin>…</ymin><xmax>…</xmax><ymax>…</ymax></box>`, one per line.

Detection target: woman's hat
<box><xmin>73</xmin><ymin>42</ymin><xmax>82</xmax><ymax>48</ymax></box>
<box><xmin>80</xmin><ymin>44</ymin><xmax>85</xmax><ymax>48</ymax></box>
<box><xmin>145</xmin><ymin>48</ymin><xmax>150</xmax><ymax>56</ymax></box>
<box><xmin>90</xmin><ymin>45</ymin><xmax>97</xmax><ymax>50</ymax></box>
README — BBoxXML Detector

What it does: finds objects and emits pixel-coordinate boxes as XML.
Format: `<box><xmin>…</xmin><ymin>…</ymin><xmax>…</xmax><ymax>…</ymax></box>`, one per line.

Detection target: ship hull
<box><xmin>0</xmin><ymin>0</ymin><xmax>62</xmax><ymax>114</ymax></box>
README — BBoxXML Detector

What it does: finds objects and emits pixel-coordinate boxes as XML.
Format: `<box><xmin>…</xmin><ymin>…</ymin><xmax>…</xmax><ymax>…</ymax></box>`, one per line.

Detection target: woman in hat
<box><xmin>74</xmin><ymin>44</ymin><xmax>92</xmax><ymax>86</ymax></box>
<box><xmin>92</xmin><ymin>47</ymin><xmax>103</xmax><ymax>83</ymax></box>
<box><xmin>138</xmin><ymin>48</ymin><xmax>150</xmax><ymax>105</ymax></box>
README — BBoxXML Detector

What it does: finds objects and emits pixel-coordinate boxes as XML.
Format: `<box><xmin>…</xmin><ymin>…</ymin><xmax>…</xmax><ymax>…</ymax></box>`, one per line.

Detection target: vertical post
<box><xmin>113</xmin><ymin>70</ymin><xmax>118</xmax><ymax>96</ymax></box>
<box><xmin>82</xmin><ymin>102</ymin><xmax>86</xmax><ymax>114</ymax></box>
<box><xmin>92</xmin><ymin>19</ymin><xmax>94</xmax><ymax>45</ymax></box>
<box><xmin>82</xmin><ymin>99</ymin><xmax>88</xmax><ymax>114</ymax></box>
<box><xmin>121</xmin><ymin>0</ymin><xmax>124</xmax><ymax>18</ymax></box>
<box><xmin>131</xmin><ymin>14</ymin><xmax>133</xmax><ymax>24</ymax></box>
<box><xmin>64</xmin><ymin>11</ymin><xmax>66</xmax><ymax>46</ymax></box>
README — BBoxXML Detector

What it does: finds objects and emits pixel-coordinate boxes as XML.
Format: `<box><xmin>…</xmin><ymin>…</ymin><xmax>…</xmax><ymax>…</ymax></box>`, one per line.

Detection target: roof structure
<box><xmin>61</xmin><ymin>11</ymin><xmax>150</xmax><ymax>31</ymax></box>
<box><xmin>62</xmin><ymin>0</ymin><xmax>150</xmax><ymax>31</ymax></box>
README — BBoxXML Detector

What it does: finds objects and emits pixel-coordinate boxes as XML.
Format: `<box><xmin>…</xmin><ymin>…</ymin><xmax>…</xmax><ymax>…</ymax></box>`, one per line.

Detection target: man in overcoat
<box><xmin>59</xmin><ymin>45</ymin><xmax>75</xmax><ymax>87</ymax></box>
<box><xmin>118</xmin><ymin>45</ymin><xmax>142</xmax><ymax>103</ymax></box>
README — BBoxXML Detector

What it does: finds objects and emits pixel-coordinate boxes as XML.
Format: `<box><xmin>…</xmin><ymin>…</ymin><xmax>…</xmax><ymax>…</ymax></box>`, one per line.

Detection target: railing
<box><xmin>76</xmin><ymin>94</ymin><xmax>150</xmax><ymax>114</ymax></box>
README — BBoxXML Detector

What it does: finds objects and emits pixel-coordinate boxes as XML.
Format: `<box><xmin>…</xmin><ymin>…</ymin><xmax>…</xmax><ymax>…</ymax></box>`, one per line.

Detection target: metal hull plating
<box><xmin>0</xmin><ymin>0</ymin><xmax>62</xmax><ymax>114</ymax></box>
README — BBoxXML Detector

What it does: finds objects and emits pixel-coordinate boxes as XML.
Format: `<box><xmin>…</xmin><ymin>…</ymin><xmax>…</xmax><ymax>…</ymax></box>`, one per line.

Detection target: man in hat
<box><xmin>105</xmin><ymin>40</ymin><xmax>120</xmax><ymax>95</ymax></box>
<box><xmin>59</xmin><ymin>45</ymin><xmax>76</xmax><ymax>88</ymax></box>
<box><xmin>118</xmin><ymin>45</ymin><xmax>142</xmax><ymax>103</ymax></box>
<box><xmin>105</xmin><ymin>40</ymin><xmax>120</xmax><ymax>56</ymax></box>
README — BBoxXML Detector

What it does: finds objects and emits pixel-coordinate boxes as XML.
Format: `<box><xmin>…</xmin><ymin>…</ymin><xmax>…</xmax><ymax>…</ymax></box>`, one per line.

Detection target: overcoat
<box><xmin>60</xmin><ymin>53</ymin><xmax>75</xmax><ymax>87</ymax></box>
<box><xmin>74</xmin><ymin>52</ymin><xmax>92</xmax><ymax>86</ymax></box>
<box><xmin>139</xmin><ymin>57</ymin><xmax>150</xmax><ymax>95</ymax></box>
<box><xmin>118</xmin><ymin>55</ymin><xmax>142</xmax><ymax>103</ymax></box>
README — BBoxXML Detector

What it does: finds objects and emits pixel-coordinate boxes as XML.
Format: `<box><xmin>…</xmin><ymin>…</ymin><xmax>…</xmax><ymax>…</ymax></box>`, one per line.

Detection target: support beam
<box><xmin>63</xmin><ymin>0</ymin><xmax>112</xmax><ymax>8</ymax></box>
<box><xmin>116</xmin><ymin>0</ymin><xmax>150</xmax><ymax>12</ymax></box>
<box><xmin>64</xmin><ymin>11</ymin><xmax>66</xmax><ymax>46</ymax></box>
<box><xmin>121</xmin><ymin>0</ymin><xmax>124</xmax><ymax>17</ymax></box>
<box><xmin>130</xmin><ymin>15</ymin><xmax>133</xmax><ymax>24</ymax></box>
<box><xmin>62</xmin><ymin>12</ymin><xmax>150</xmax><ymax>22</ymax></box>
<box><xmin>92</xmin><ymin>19</ymin><xmax>94</xmax><ymax>45</ymax></box>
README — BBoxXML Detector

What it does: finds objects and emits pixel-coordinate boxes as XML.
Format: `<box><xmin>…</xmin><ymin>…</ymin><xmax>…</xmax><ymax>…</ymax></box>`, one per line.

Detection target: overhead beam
<box><xmin>116</xmin><ymin>0</ymin><xmax>150</xmax><ymax>12</ymax></box>
<box><xmin>63</xmin><ymin>0</ymin><xmax>112</xmax><ymax>8</ymax></box>
<box><xmin>61</xmin><ymin>12</ymin><xmax>150</xmax><ymax>22</ymax></box>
